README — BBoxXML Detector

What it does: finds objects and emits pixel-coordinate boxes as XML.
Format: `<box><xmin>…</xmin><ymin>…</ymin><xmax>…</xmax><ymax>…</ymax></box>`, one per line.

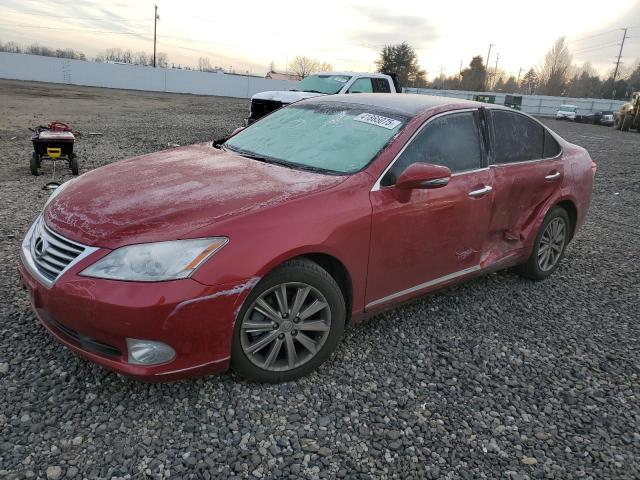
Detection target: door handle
<box><xmin>545</xmin><ymin>171</ymin><xmax>561</xmax><ymax>181</ymax></box>
<box><xmin>468</xmin><ymin>185</ymin><xmax>492</xmax><ymax>198</ymax></box>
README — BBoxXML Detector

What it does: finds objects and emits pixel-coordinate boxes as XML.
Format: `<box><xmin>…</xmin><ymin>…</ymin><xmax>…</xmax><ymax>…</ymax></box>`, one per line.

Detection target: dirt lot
<box><xmin>0</xmin><ymin>80</ymin><xmax>638</xmax><ymax>479</ymax></box>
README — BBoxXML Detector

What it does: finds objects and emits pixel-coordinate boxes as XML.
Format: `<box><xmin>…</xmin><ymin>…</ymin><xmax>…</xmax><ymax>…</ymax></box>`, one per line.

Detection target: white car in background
<box><xmin>247</xmin><ymin>72</ymin><xmax>398</xmax><ymax>124</ymax></box>
<box><xmin>556</xmin><ymin>104</ymin><xmax>578</xmax><ymax>121</ymax></box>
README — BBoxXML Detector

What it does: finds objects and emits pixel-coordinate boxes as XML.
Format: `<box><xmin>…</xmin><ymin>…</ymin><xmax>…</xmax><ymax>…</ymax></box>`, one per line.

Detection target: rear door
<box><xmin>487</xmin><ymin>109</ymin><xmax>563</xmax><ymax>246</ymax></box>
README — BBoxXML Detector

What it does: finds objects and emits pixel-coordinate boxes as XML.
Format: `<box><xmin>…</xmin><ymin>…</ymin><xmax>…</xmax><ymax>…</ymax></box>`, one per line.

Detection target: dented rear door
<box><xmin>486</xmin><ymin>110</ymin><xmax>564</xmax><ymax>255</ymax></box>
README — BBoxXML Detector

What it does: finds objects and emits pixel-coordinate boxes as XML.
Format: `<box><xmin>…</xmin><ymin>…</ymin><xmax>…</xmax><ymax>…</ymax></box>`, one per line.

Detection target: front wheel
<box><xmin>516</xmin><ymin>207</ymin><xmax>570</xmax><ymax>281</ymax></box>
<box><xmin>231</xmin><ymin>259</ymin><xmax>345</xmax><ymax>383</ymax></box>
<box><xmin>613</xmin><ymin>116</ymin><xmax>623</xmax><ymax>130</ymax></box>
<box><xmin>621</xmin><ymin>114</ymin><xmax>632</xmax><ymax>132</ymax></box>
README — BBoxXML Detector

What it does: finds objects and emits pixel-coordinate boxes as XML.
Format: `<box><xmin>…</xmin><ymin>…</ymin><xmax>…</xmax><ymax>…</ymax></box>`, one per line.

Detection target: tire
<box><xmin>69</xmin><ymin>154</ymin><xmax>79</xmax><ymax>175</ymax></box>
<box><xmin>30</xmin><ymin>153</ymin><xmax>39</xmax><ymax>176</ymax></box>
<box><xmin>613</xmin><ymin>116</ymin><xmax>623</xmax><ymax>130</ymax></box>
<box><xmin>621</xmin><ymin>114</ymin><xmax>632</xmax><ymax>132</ymax></box>
<box><xmin>231</xmin><ymin>258</ymin><xmax>345</xmax><ymax>383</ymax></box>
<box><xmin>516</xmin><ymin>206</ymin><xmax>570</xmax><ymax>281</ymax></box>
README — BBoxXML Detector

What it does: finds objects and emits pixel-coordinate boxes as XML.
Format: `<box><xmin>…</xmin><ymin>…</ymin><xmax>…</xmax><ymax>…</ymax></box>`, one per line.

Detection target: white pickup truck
<box><xmin>247</xmin><ymin>72</ymin><xmax>398</xmax><ymax>124</ymax></box>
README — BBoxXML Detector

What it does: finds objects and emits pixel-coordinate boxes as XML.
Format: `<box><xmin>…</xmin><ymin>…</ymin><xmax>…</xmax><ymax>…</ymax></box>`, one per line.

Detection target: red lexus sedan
<box><xmin>19</xmin><ymin>94</ymin><xmax>596</xmax><ymax>383</ymax></box>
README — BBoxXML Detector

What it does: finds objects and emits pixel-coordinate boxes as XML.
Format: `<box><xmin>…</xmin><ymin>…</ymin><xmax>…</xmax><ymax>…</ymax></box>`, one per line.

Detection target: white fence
<box><xmin>404</xmin><ymin>87</ymin><xmax>626</xmax><ymax>117</ymax></box>
<box><xmin>0</xmin><ymin>52</ymin><xmax>298</xmax><ymax>99</ymax></box>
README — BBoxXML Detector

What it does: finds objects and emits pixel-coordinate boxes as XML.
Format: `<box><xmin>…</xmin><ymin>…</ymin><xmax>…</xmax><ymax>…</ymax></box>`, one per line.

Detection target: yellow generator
<box><xmin>614</xmin><ymin>91</ymin><xmax>640</xmax><ymax>132</ymax></box>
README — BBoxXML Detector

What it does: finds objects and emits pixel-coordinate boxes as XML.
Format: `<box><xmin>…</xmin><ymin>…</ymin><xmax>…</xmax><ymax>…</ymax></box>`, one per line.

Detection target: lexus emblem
<box><xmin>33</xmin><ymin>235</ymin><xmax>48</xmax><ymax>259</ymax></box>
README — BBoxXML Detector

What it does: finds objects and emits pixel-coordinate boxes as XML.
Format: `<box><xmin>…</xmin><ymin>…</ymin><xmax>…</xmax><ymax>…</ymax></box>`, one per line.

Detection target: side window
<box><xmin>348</xmin><ymin>78</ymin><xmax>373</xmax><ymax>93</ymax></box>
<box><xmin>372</xmin><ymin>78</ymin><xmax>391</xmax><ymax>93</ymax></box>
<box><xmin>381</xmin><ymin>111</ymin><xmax>483</xmax><ymax>187</ymax></box>
<box><xmin>491</xmin><ymin>110</ymin><xmax>544</xmax><ymax>163</ymax></box>
<box><xmin>543</xmin><ymin>129</ymin><xmax>560</xmax><ymax>157</ymax></box>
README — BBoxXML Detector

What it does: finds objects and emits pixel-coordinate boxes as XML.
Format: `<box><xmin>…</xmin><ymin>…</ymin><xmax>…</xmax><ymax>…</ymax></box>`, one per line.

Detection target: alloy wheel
<box><xmin>240</xmin><ymin>282</ymin><xmax>332</xmax><ymax>372</ymax></box>
<box><xmin>537</xmin><ymin>217</ymin><xmax>566</xmax><ymax>271</ymax></box>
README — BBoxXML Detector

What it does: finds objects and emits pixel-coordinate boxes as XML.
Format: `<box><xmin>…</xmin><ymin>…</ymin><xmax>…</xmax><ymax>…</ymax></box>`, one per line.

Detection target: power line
<box><xmin>567</xmin><ymin>29</ymin><xmax>619</xmax><ymax>44</ymax></box>
<box><xmin>3</xmin><ymin>8</ymin><xmax>150</xmax><ymax>23</ymax></box>
<box><xmin>572</xmin><ymin>41</ymin><xmax>621</xmax><ymax>54</ymax></box>
<box><xmin>0</xmin><ymin>22</ymin><xmax>149</xmax><ymax>37</ymax></box>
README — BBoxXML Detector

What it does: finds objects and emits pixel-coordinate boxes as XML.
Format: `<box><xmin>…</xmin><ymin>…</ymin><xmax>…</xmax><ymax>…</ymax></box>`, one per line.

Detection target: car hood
<box><xmin>251</xmin><ymin>90</ymin><xmax>326</xmax><ymax>104</ymax></box>
<box><xmin>44</xmin><ymin>143</ymin><xmax>345</xmax><ymax>249</ymax></box>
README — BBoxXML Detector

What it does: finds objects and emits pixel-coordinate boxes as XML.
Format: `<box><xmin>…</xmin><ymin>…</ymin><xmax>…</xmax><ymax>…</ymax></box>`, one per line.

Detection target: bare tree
<box><xmin>198</xmin><ymin>56</ymin><xmax>212</xmax><ymax>72</ymax></box>
<box><xmin>1</xmin><ymin>41</ymin><xmax>22</xmax><ymax>53</ymax></box>
<box><xmin>156</xmin><ymin>52</ymin><xmax>168</xmax><ymax>68</ymax></box>
<box><xmin>538</xmin><ymin>37</ymin><xmax>572</xmax><ymax>95</ymax></box>
<box><xmin>288</xmin><ymin>56</ymin><xmax>331</xmax><ymax>79</ymax></box>
<box><xmin>134</xmin><ymin>51</ymin><xmax>149</xmax><ymax>66</ymax></box>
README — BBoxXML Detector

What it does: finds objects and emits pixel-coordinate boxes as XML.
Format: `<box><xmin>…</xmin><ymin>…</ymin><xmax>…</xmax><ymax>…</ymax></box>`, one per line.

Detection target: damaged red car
<box><xmin>19</xmin><ymin>94</ymin><xmax>596</xmax><ymax>382</ymax></box>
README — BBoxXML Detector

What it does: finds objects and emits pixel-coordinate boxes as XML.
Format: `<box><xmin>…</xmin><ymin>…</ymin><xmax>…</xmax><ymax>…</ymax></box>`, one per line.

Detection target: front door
<box><xmin>366</xmin><ymin>110</ymin><xmax>494</xmax><ymax>310</ymax></box>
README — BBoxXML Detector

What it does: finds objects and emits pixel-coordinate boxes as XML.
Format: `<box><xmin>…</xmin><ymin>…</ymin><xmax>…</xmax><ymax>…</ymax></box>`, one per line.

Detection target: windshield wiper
<box><xmin>225</xmin><ymin>145</ymin><xmax>334</xmax><ymax>174</ymax></box>
<box><xmin>304</xmin><ymin>90</ymin><xmax>326</xmax><ymax>94</ymax></box>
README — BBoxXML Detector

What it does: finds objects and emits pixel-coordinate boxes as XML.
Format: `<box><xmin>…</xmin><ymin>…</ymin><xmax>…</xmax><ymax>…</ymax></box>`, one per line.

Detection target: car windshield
<box><xmin>602</xmin><ymin>111</ymin><xmax>613</xmax><ymax>115</ymax></box>
<box><xmin>559</xmin><ymin>105</ymin><xmax>576</xmax><ymax>112</ymax></box>
<box><xmin>224</xmin><ymin>102</ymin><xmax>407</xmax><ymax>174</ymax></box>
<box><xmin>293</xmin><ymin>75</ymin><xmax>352</xmax><ymax>94</ymax></box>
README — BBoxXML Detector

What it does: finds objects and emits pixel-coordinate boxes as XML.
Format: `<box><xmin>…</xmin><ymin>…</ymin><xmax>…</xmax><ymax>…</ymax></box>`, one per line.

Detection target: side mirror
<box><xmin>395</xmin><ymin>163</ymin><xmax>451</xmax><ymax>190</ymax></box>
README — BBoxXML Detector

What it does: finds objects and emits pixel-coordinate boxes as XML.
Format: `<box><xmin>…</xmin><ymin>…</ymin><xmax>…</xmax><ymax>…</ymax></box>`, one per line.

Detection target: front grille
<box><xmin>31</xmin><ymin>219</ymin><xmax>85</xmax><ymax>282</ymax></box>
<box><xmin>41</xmin><ymin>310</ymin><xmax>122</xmax><ymax>358</ymax></box>
<box><xmin>250</xmin><ymin>99</ymin><xmax>283</xmax><ymax>121</ymax></box>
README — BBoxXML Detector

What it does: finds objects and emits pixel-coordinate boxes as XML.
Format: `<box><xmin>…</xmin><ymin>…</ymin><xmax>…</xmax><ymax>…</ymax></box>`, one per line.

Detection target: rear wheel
<box><xmin>30</xmin><ymin>153</ymin><xmax>39</xmax><ymax>176</ymax></box>
<box><xmin>231</xmin><ymin>259</ymin><xmax>345</xmax><ymax>383</ymax></box>
<box><xmin>517</xmin><ymin>207</ymin><xmax>570</xmax><ymax>281</ymax></box>
<box><xmin>69</xmin><ymin>154</ymin><xmax>79</xmax><ymax>175</ymax></box>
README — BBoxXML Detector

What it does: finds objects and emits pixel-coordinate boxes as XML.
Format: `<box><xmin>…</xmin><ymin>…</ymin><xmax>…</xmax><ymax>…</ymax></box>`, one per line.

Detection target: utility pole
<box><xmin>492</xmin><ymin>53</ymin><xmax>499</xmax><ymax>90</ymax></box>
<box><xmin>484</xmin><ymin>43</ymin><xmax>494</xmax><ymax>91</ymax></box>
<box><xmin>153</xmin><ymin>5</ymin><xmax>158</xmax><ymax>68</ymax></box>
<box><xmin>517</xmin><ymin>67</ymin><xmax>524</xmax><ymax>85</ymax></box>
<box><xmin>612</xmin><ymin>28</ymin><xmax>628</xmax><ymax>98</ymax></box>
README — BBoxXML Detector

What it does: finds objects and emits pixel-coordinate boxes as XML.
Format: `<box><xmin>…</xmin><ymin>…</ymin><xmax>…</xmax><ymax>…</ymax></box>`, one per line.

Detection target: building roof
<box><xmin>304</xmin><ymin>93</ymin><xmax>479</xmax><ymax>117</ymax></box>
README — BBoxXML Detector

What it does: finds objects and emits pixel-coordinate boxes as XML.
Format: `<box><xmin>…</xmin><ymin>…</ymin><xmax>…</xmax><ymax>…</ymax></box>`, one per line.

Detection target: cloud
<box><xmin>349</xmin><ymin>6</ymin><xmax>439</xmax><ymax>49</ymax></box>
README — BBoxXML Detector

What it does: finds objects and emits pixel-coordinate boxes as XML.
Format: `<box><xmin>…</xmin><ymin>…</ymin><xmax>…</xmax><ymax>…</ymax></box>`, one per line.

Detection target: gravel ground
<box><xmin>0</xmin><ymin>80</ymin><xmax>638</xmax><ymax>479</ymax></box>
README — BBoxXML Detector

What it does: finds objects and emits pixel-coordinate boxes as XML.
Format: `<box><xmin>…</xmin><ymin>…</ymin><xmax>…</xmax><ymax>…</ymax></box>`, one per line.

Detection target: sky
<box><xmin>1</xmin><ymin>0</ymin><xmax>640</xmax><ymax>79</ymax></box>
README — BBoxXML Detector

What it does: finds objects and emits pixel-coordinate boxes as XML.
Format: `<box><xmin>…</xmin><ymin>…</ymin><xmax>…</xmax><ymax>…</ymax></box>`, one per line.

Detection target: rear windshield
<box><xmin>225</xmin><ymin>103</ymin><xmax>408</xmax><ymax>174</ymax></box>
<box><xmin>559</xmin><ymin>105</ymin><xmax>577</xmax><ymax>112</ymax></box>
<box><xmin>293</xmin><ymin>75</ymin><xmax>352</xmax><ymax>94</ymax></box>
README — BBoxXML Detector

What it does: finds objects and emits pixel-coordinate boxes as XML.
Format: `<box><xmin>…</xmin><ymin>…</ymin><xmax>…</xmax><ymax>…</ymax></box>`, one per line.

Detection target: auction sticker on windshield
<box><xmin>354</xmin><ymin>113</ymin><xmax>401</xmax><ymax>130</ymax></box>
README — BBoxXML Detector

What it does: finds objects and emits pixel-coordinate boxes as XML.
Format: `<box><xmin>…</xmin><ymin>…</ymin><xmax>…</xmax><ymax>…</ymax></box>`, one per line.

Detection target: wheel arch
<box><xmin>555</xmin><ymin>198</ymin><xmax>578</xmax><ymax>241</ymax></box>
<box><xmin>252</xmin><ymin>249</ymin><xmax>354</xmax><ymax>324</ymax></box>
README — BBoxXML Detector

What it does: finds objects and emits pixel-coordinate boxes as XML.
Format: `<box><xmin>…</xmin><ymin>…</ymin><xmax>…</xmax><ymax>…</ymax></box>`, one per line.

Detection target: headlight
<box><xmin>81</xmin><ymin>237</ymin><xmax>228</xmax><ymax>281</ymax></box>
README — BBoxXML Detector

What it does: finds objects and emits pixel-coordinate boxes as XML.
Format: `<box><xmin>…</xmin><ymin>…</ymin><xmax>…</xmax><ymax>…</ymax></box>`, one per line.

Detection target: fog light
<box><xmin>126</xmin><ymin>339</ymin><xmax>175</xmax><ymax>365</ymax></box>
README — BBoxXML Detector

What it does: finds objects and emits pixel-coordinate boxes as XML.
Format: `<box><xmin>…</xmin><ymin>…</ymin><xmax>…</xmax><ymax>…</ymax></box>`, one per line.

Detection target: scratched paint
<box><xmin>168</xmin><ymin>276</ymin><xmax>260</xmax><ymax>318</ymax></box>
<box><xmin>44</xmin><ymin>143</ymin><xmax>346</xmax><ymax>248</ymax></box>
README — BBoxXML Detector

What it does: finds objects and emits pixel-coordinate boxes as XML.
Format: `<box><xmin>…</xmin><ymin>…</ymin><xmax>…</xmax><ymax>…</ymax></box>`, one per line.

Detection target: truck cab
<box><xmin>247</xmin><ymin>72</ymin><xmax>397</xmax><ymax>124</ymax></box>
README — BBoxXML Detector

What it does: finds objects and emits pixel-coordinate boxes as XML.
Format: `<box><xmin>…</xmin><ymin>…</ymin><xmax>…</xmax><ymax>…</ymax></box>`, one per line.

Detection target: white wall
<box><xmin>0</xmin><ymin>52</ymin><xmax>299</xmax><ymax>99</ymax></box>
<box><xmin>404</xmin><ymin>87</ymin><xmax>626</xmax><ymax>117</ymax></box>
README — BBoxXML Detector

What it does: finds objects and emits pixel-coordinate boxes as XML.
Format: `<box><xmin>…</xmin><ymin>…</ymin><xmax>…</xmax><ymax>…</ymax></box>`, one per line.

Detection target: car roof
<box><xmin>302</xmin><ymin>93</ymin><xmax>482</xmax><ymax>117</ymax></box>
<box><xmin>315</xmin><ymin>71</ymin><xmax>390</xmax><ymax>78</ymax></box>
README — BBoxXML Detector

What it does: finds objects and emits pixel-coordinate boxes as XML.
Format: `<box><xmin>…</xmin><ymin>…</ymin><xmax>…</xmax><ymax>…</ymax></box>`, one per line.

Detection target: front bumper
<box><xmin>18</xmin><ymin>232</ymin><xmax>255</xmax><ymax>381</ymax></box>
